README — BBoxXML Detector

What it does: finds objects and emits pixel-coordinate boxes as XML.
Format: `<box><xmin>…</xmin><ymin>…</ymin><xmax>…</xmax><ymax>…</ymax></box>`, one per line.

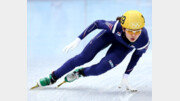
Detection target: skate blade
<box><xmin>57</xmin><ymin>81</ymin><xmax>66</xmax><ymax>88</ymax></box>
<box><xmin>130</xmin><ymin>89</ymin><xmax>138</xmax><ymax>92</ymax></box>
<box><xmin>118</xmin><ymin>86</ymin><xmax>138</xmax><ymax>92</ymax></box>
<box><xmin>30</xmin><ymin>83</ymin><xmax>39</xmax><ymax>90</ymax></box>
<box><xmin>126</xmin><ymin>88</ymin><xmax>138</xmax><ymax>92</ymax></box>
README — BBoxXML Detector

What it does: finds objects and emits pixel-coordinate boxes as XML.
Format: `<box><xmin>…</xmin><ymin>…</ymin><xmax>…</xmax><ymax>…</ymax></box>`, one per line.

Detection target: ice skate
<box><xmin>30</xmin><ymin>73</ymin><xmax>57</xmax><ymax>90</ymax></box>
<box><xmin>57</xmin><ymin>68</ymin><xmax>84</xmax><ymax>87</ymax></box>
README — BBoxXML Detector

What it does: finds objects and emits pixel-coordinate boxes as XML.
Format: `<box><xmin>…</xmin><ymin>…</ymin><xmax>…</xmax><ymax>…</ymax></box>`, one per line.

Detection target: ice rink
<box><xmin>27</xmin><ymin>0</ymin><xmax>152</xmax><ymax>101</ymax></box>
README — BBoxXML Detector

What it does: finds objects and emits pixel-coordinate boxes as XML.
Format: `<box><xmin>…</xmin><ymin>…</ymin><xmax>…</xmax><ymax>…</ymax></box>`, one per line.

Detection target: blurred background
<box><xmin>27</xmin><ymin>0</ymin><xmax>152</xmax><ymax>101</ymax></box>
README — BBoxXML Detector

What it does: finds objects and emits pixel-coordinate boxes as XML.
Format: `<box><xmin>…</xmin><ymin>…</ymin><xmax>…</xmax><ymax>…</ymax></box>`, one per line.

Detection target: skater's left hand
<box><xmin>118</xmin><ymin>74</ymin><xmax>137</xmax><ymax>92</ymax></box>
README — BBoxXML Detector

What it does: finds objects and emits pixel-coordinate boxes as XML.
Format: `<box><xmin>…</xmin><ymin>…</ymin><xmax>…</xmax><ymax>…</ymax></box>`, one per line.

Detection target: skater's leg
<box><xmin>83</xmin><ymin>43</ymin><xmax>133</xmax><ymax>76</ymax></box>
<box><xmin>53</xmin><ymin>31</ymin><xmax>113</xmax><ymax>79</ymax></box>
<box><xmin>58</xmin><ymin>43</ymin><xmax>133</xmax><ymax>84</ymax></box>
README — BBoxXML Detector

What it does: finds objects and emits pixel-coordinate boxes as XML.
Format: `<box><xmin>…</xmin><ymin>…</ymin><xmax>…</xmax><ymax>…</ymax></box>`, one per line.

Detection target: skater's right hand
<box><xmin>118</xmin><ymin>74</ymin><xmax>137</xmax><ymax>92</ymax></box>
<box><xmin>63</xmin><ymin>38</ymin><xmax>81</xmax><ymax>53</ymax></box>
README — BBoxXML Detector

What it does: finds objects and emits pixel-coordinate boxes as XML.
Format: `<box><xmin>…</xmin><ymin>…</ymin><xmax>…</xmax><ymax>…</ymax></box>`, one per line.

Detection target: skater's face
<box><xmin>124</xmin><ymin>28</ymin><xmax>142</xmax><ymax>42</ymax></box>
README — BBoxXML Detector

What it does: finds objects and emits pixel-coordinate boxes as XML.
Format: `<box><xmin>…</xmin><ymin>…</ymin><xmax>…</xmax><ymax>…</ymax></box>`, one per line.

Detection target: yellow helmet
<box><xmin>121</xmin><ymin>10</ymin><xmax>145</xmax><ymax>29</ymax></box>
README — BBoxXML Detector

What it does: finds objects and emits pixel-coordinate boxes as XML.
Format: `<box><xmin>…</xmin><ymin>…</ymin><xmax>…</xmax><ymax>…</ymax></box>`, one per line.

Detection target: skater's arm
<box><xmin>124</xmin><ymin>42</ymin><xmax>150</xmax><ymax>74</ymax></box>
<box><xmin>78</xmin><ymin>20</ymin><xmax>114</xmax><ymax>39</ymax></box>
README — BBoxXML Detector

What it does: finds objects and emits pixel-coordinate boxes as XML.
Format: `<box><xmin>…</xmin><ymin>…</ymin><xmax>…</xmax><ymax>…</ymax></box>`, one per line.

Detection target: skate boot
<box><xmin>38</xmin><ymin>74</ymin><xmax>57</xmax><ymax>86</ymax></box>
<box><xmin>30</xmin><ymin>72</ymin><xmax>58</xmax><ymax>89</ymax></box>
<box><xmin>57</xmin><ymin>68</ymin><xmax>85</xmax><ymax>87</ymax></box>
<box><xmin>65</xmin><ymin>67</ymin><xmax>85</xmax><ymax>83</ymax></box>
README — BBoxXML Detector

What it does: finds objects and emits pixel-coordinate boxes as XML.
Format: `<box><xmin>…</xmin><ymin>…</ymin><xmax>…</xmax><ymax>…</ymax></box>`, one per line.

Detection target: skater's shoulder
<box><xmin>141</xmin><ymin>27</ymin><xmax>148</xmax><ymax>35</ymax></box>
<box><xmin>140</xmin><ymin>27</ymin><xmax>149</xmax><ymax>42</ymax></box>
<box><xmin>134</xmin><ymin>28</ymin><xmax>150</xmax><ymax>49</ymax></box>
<box><xmin>95</xmin><ymin>19</ymin><xmax>117</xmax><ymax>24</ymax></box>
<box><xmin>108</xmin><ymin>20</ymin><xmax>122</xmax><ymax>34</ymax></box>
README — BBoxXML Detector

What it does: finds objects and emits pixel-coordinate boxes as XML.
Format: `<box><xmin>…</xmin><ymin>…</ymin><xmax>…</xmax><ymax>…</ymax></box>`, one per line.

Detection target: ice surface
<box><xmin>27</xmin><ymin>0</ymin><xmax>152</xmax><ymax>101</ymax></box>
<box><xmin>28</xmin><ymin>50</ymin><xmax>152</xmax><ymax>101</ymax></box>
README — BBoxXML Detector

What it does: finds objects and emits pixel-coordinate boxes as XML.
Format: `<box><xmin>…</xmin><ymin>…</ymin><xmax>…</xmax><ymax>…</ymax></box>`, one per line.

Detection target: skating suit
<box><xmin>54</xmin><ymin>20</ymin><xmax>150</xmax><ymax>78</ymax></box>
